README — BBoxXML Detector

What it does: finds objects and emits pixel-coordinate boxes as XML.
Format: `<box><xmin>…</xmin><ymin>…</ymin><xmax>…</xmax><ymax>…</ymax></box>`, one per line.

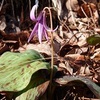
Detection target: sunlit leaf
<box><xmin>55</xmin><ymin>75</ymin><xmax>100</xmax><ymax>98</ymax></box>
<box><xmin>0</xmin><ymin>49</ymin><xmax>51</xmax><ymax>91</ymax></box>
<box><xmin>86</xmin><ymin>34</ymin><xmax>100</xmax><ymax>45</ymax></box>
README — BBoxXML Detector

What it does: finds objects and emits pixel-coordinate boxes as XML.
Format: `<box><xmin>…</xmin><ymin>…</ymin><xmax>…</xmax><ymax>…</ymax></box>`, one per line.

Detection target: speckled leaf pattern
<box><xmin>55</xmin><ymin>76</ymin><xmax>100</xmax><ymax>99</ymax></box>
<box><xmin>15</xmin><ymin>72</ymin><xmax>50</xmax><ymax>100</ymax></box>
<box><xmin>0</xmin><ymin>49</ymin><xmax>50</xmax><ymax>91</ymax></box>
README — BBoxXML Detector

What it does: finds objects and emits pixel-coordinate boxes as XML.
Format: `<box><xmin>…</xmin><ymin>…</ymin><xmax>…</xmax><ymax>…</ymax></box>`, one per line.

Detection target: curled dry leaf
<box><xmin>0</xmin><ymin>42</ymin><xmax>9</xmax><ymax>55</ymax></box>
<box><xmin>0</xmin><ymin>30</ymin><xmax>30</xmax><ymax>49</ymax></box>
<box><xmin>91</xmin><ymin>48</ymin><xmax>100</xmax><ymax>62</ymax></box>
<box><xmin>58</xmin><ymin>44</ymin><xmax>79</xmax><ymax>57</ymax></box>
<box><xmin>79</xmin><ymin>66</ymin><xmax>91</xmax><ymax>75</ymax></box>
<box><xmin>59</xmin><ymin>62</ymin><xmax>73</xmax><ymax>75</ymax></box>
<box><xmin>65</xmin><ymin>54</ymin><xmax>81</xmax><ymax>60</ymax></box>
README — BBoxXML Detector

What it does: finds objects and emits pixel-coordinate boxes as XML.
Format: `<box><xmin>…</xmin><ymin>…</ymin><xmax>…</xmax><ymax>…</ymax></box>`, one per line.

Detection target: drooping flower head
<box><xmin>28</xmin><ymin>4</ymin><xmax>58</xmax><ymax>43</ymax></box>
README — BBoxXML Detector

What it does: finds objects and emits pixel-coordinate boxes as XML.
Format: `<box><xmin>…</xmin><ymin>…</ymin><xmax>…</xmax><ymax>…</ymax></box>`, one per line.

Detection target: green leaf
<box><xmin>55</xmin><ymin>75</ymin><xmax>100</xmax><ymax>99</ymax></box>
<box><xmin>0</xmin><ymin>49</ymin><xmax>51</xmax><ymax>91</ymax></box>
<box><xmin>86</xmin><ymin>34</ymin><xmax>100</xmax><ymax>45</ymax></box>
<box><xmin>15</xmin><ymin>71</ymin><xmax>50</xmax><ymax>100</ymax></box>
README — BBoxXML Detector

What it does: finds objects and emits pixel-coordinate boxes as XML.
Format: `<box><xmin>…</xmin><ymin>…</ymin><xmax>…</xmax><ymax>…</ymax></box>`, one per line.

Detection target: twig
<box><xmin>87</xmin><ymin>4</ymin><xmax>97</xmax><ymax>28</ymax></box>
<box><xmin>69</xmin><ymin>0</ymin><xmax>77</xmax><ymax>27</ymax></box>
<box><xmin>0</xmin><ymin>0</ymin><xmax>5</xmax><ymax>11</ymax></box>
<box><xmin>81</xmin><ymin>0</ymin><xmax>87</xmax><ymax>4</ymax></box>
<box><xmin>59</xmin><ymin>19</ymin><xmax>79</xmax><ymax>41</ymax></box>
<box><xmin>28</xmin><ymin>0</ymin><xmax>31</xmax><ymax>12</ymax></box>
<box><xmin>80</xmin><ymin>6</ymin><xmax>90</xmax><ymax>27</ymax></box>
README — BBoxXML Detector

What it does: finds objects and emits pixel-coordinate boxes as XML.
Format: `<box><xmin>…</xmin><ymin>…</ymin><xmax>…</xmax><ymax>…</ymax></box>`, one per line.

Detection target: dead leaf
<box><xmin>0</xmin><ymin>42</ymin><xmax>9</xmax><ymax>55</ymax></box>
<box><xmin>91</xmin><ymin>48</ymin><xmax>100</xmax><ymax>62</ymax></box>
<box><xmin>18</xmin><ymin>42</ymin><xmax>51</xmax><ymax>56</ymax></box>
<box><xmin>77</xmin><ymin>3</ymin><xmax>98</xmax><ymax>20</ymax></box>
<box><xmin>58</xmin><ymin>44</ymin><xmax>79</xmax><ymax>57</ymax></box>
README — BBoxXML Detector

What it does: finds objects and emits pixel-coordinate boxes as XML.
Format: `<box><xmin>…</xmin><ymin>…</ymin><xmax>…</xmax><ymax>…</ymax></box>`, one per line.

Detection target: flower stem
<box><xmin>43</xmin><ymin>7</ymin><xmax>54</xmax><ymax>92</ymax></box>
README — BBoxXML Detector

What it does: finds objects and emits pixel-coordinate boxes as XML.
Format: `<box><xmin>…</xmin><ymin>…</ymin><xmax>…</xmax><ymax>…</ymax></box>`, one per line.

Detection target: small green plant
<box><xmin>86</xmin><ymin>34</ymin><xmax>100</xmax><ymax>45</ymax></box>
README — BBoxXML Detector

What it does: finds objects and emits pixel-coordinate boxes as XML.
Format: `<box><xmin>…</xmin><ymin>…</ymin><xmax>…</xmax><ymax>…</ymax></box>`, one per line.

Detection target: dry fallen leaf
<box><xmin>18</xmin><ymin>42</ymin><xmax>51</xmax><ymax>56</ymax></box>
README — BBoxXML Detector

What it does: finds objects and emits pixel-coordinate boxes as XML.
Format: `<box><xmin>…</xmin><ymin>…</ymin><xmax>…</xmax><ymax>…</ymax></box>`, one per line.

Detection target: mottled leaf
<box><xmin>15</xmin><ymin>71</ymin><xmax>50</xmax><ymax>100</ymax></box>
<box><xmin>0</xmin><ymin>49</ymin><xmax>51</xmax><ymax>91</ymax></box>
<box><xmin>55</xmin><ymin>75</ymin><xmax>100</xmax><ymax>99</ymax></box>
<box><xmin>86</xmin><ymin>34</ymin><xmax>100</xmax><ymax>45</ymax></box>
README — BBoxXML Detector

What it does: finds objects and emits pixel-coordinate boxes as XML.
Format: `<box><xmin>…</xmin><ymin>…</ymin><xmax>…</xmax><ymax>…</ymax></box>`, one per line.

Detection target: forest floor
<box><xmin>0</xmin><ymin>0</ymin><xmax>100</xmax><ymax>100</ymax></box>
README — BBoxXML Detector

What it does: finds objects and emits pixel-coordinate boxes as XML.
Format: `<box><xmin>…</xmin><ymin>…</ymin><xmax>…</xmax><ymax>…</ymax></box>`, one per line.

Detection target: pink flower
<box><xmin>28</xmin><ymin>4</ymin><xmax>58</xmax><ymax>43</ymax></box>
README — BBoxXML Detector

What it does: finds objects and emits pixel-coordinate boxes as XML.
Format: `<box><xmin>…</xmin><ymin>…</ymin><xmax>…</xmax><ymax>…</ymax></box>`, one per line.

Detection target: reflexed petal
<box><xmin>37</xmin><ymin>12</ymin><xmax>43</xmax><ymax>21</ymax></box>
<box><xmin>46</xmin><ymin>25</ymin><xmax>58</xmax><ymax>32</ymax></box>
<box><xmin>43</xmin><ymin>13</ymin><xmax>58</xmax><ymax>32</ymax></box>
<box><xmin>30</xmin><ymin>4</ymin><xmax>38</xmax><ymax>21</ymax></box>
<box><xmin>38</xmin><ymin>22</ymin><xmax>44</xmax><ymax>43</ymax></box>
<box><xmin>28</xmin><ymin>22</ymin><xmax>39</xmax><ymax>43</ymax></box>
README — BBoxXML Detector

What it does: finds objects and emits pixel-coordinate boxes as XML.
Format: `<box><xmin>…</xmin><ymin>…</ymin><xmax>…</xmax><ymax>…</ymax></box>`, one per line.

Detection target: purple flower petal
<box><xmin>29</xmin><ymin>7</ymin><xmax>58</xmax><ymax>43</ymax></box>
<box><xmin>38</xmin><ymin>22</ymin><xmax>44</xmax><ymax>43</ymax></box>
<box><xmin>28</xmin><ymin>22</ymin><xmax>39</xmax><ymax>43</ymax></box>
<box><xmin>30</xmin><ymin>4</ymin><xmax>38</xmax><ymax>21</ymax></box>
<box><xmin>43</xmin><ymin>28</ymin><xmax>48</xmax><ymax>41</ymax></box>
<box><xmin>37</xmin><ymin>12</ymin><xmax>43</xmax><ymax>21</ymax></box>
<box><xmin>43</xmin><ymin>13</ymin><xmax>58</xmax><ymax>32</ymax></box>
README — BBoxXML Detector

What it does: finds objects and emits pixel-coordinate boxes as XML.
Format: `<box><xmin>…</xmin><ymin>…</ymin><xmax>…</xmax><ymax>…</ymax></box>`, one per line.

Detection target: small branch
<box><xmin>0</xmin><ymin>0</ymin><xmax>5</xmax><ymax>11</ymax></box>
